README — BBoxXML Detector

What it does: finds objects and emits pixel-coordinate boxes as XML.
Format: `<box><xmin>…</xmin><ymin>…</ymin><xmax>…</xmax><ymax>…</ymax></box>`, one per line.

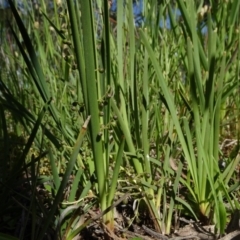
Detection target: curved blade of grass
<box><xmin>56</xmin><ymin>205</ymin><xmax>79</xmax><ymax>238</ymax></box>
<box><xmin>176</xmin><ymin>196</ymin><xmax>198</xmax><ymax>220</ymax></box>
<box><xmin>67</xmin><ymin>193</ymin><xmax>130</xmax><ymax>240</ymax></box>
<box><xmin>38</xmin><ymin>116</ymin><xmax>91</xmax><ymax>240</ymax></box>
<box><xmin>57</xmin><ymin>180</ymin><xmax>93</xmax><ymax>239</ymax></box>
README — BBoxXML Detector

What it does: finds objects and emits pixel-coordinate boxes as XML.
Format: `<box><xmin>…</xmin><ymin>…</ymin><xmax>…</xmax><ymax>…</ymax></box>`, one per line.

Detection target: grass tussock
<box><xmin>0</xmin><ymin>0</ymin><xmax>240</xmax><ymax>239</ymax></box>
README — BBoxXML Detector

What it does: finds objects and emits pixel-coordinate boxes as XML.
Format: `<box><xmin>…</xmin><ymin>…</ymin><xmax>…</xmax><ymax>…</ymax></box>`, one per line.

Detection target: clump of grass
<box><xmin>0</xmin><ymin>0</ymin><xmax>239</xmax><ymax>239</ymax></box>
